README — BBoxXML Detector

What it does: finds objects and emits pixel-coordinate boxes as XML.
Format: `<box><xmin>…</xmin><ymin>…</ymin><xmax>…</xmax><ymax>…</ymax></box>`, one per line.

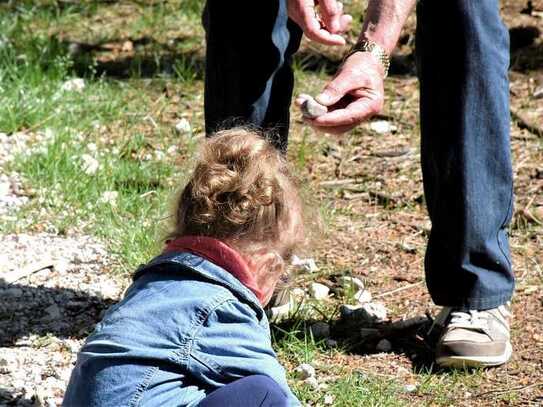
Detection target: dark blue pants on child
<box><xmin>203</xmin><ymin>0</ymin><xmax>514</xmax><ymax>310</ymax></box>
<box><xmin>199</xmin><ymin>375</ymin><xmax>288</xmax><ymax>407</ymax></box>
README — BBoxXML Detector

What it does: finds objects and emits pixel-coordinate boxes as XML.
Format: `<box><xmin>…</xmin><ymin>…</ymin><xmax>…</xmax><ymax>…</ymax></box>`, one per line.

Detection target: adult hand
<box><xmin>297</xmin><ymin>51</ymin><xmax>385</xmax><ymax>134</ymax></box>
<box><xmin>288</xmin><ymin>0</ymin><xmax>352</xmax><ymax>46</ymax></box>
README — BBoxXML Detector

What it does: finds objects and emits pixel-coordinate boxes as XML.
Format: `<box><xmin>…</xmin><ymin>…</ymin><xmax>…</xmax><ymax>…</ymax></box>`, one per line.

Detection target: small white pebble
<box><xmin>354</xmin><ymin>289</ymin><xmax>372</xmax><ymax>304</ymax></box>
<box><xmin>403</xmin><ymin>384</ymin><xmax>418</xmax><ymax>393</ymax></box>
<box><xmin>309</xmin><ymin>282</ymin><xmax>330</xmax><ymax>300</ymax></box>
<box><xmin>175</xmin><ymin>118</ymin><xmax>192</xmax><ymax>134</ymax></box>
<box><xmin>291</xmin><ymin>255</ymin><xmax>318</xmax><ymax>273</ymax></box>
<box><xmin>300</xmin><ymin>95</ymin><xmax>328</xmax><ymax>119</ymax></box>
<box><xmin>324</xmin><ymin>394</ymin><xmax>335</xmax><ymax>405</ymax></box>
<box><xmin>61</xmin><ymin>78</ymin><xmax>85</xmax><ymax>93</ymax></box>
<box><xmin>338</xmin><ymin>276</ymin><xmax>365</xmax><ymax>291</ymax></box>
<box><xmin>369</xmin><ymin>120</ymin><xmax>397</xmax><ymax>134</ymax></box>
<box><xmin>294</xmin><ymin>363</ymin><xmax>315</xmax><ymax>380</ymax></box>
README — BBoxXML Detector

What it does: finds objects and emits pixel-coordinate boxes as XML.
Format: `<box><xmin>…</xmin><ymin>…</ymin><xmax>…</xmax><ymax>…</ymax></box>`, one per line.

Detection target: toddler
<box><xmin>63</xmin><ymin>129</ymin><xmax>304</xmax><ymax>407</ymax></box>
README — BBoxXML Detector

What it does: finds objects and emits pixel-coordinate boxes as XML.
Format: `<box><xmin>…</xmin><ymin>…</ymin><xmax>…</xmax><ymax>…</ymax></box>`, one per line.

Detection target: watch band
<box><xmin>344</xmin><ymin>40</ymin><xmax>390</xmax><ymax>78</ymax></box>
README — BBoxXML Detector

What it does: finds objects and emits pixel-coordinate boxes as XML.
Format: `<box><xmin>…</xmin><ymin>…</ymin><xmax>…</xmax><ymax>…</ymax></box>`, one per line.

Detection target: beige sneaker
<box><xmin>434</xmin><ymin>303</ymin><xmax>512</xmax><ymax>368</ymax></box>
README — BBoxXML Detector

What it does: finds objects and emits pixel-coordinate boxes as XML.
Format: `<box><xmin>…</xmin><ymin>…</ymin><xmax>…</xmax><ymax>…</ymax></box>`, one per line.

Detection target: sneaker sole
<box><xmin>436</xmin><ymin>342</ymin><xmax>512</xmax><ymax>368</ymax></box>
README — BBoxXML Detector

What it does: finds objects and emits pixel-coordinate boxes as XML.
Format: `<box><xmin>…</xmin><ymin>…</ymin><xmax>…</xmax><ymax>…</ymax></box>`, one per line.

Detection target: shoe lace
<box><xmin>448</xmin><ymin>310</ymin><xmax>488</xmax><ymax>331</ymax></box>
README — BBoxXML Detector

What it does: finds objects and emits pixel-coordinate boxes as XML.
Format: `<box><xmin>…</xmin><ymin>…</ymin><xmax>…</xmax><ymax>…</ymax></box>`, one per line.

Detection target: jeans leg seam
<box><xmin>496</xmin><ymin>184</ymin><xmax>514</xmax><ymax>269</ymax></box>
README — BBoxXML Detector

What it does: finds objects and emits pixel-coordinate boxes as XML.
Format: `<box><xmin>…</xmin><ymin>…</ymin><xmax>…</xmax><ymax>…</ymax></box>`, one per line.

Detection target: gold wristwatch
<box><xmin>344</xmin><ymin>40</ymin><xmax>390</xmax><ymax>78</ymax></box>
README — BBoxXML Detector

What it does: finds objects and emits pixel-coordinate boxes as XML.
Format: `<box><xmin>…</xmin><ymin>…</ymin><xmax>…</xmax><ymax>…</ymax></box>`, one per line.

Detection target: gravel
<box><xmin>0</xmin><ymin>132</ymin><xmax>32</xmax><ymax>217</ymax></box>
<box><xmin>0</xmin><ymin>233</ymin><xmax>122</xmax><ymax>406</ymax></box>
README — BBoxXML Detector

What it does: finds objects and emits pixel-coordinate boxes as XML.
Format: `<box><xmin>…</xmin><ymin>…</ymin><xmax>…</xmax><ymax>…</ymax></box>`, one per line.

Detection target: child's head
<box><xmin>170</xmin><ymin>128</ymin><xmax>304</xmax><ymax>303</ymax></box>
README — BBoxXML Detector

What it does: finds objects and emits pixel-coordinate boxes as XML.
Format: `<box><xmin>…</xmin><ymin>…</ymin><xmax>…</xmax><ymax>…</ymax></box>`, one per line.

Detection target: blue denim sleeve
<box><xmin>189</xmin><ymin>300</ymin><xmax>301</xmax><ymax>407</ymax></box>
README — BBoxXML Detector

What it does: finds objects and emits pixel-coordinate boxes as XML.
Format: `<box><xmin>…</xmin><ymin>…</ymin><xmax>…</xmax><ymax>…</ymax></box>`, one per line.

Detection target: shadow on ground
<box><xmin>0</xmin><ymin>279</ymin><xmax>116</xmax><ymax>346</ymax></box>
<box><xmin>272</xmin><ymin>312</ymin><xmax>442</xmax><ymax>373</ymax></box>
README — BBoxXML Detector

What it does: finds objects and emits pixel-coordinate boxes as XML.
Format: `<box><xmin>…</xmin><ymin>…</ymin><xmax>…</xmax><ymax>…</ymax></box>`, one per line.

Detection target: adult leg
<box><xmin>202</xmin><ymin>0</ymin><xmax>302</xmax><ymax>152</ymax></box>
<box><xmin>198</xmin><ymin>375</ymin><xmax>288</xmax><ymax>407</ymax></box>
<box><xmin>416</xmin><ymin>0</ymin><xmax>514</xmax><ymax>310</ymax></box>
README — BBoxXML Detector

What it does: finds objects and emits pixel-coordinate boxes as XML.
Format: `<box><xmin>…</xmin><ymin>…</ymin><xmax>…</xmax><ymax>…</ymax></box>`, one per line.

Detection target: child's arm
<box><xmin>189</xmin><ymin>300</ymin><xmax>301</xmax><ymax>406</ymax></box>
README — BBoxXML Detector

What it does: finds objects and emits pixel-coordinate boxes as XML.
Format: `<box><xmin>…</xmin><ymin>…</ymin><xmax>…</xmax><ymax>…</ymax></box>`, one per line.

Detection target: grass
<box><xmin>1</xmin><ymin>1</ymin><xmax>541</xmax><ymax>406</ymax></box>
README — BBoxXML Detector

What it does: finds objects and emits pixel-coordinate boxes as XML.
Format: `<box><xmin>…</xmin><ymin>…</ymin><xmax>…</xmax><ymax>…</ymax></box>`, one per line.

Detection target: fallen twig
<box><xmin>476</xmin><ymin>382</ymin><xmax>543</xmax><ymax>398</ymax></box>
<box><xmin>1</xmin><ymin>260</ymin><xmax>54</xmax><ymax>284</ymax></box>
<box><xmin>511</xmin><ymin>108</ymin><xmax>543</xmax><ymax>138</ymax></box>
<box><xmin>319</xmin><ymin>178</ymin><xmax>359</xmax><ymax>188</ymax></box>
<box><xmin>374</xmin><ymin>281</ymin><xmax>424</xmax><ymax>298</ymax></box>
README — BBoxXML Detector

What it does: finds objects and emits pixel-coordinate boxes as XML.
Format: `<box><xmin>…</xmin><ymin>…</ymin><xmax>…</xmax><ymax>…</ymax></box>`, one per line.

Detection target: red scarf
<box><xmin>164</xmin><ymin>236</ymin><xmax>265</xmax><ymax>304</ymax></box>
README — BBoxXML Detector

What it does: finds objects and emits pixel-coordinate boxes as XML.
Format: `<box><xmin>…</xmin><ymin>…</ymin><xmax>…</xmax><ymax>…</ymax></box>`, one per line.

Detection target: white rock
<box><xmin>340</xmin><ymin>302</ymin><xmax>387</xmax><ymax>323</ymax></box>
<box><xmin>166</xmin><ymin>145</ymin><xmax>178</xmax><ymax>154</ymax></box>
<box><xmin>294</xmin><ymin>363</ymin><xmax>315</xmax><ymax>380</ymax></box>
<box><xmin>304</xmin><ymin>376</ymin><xmax>319</xmax><ymax>389</ymax></box>
<box><xmin>309</xmin><ymin>322</ymin><xmax>330</xmax><ymax>340</ymax></box>
<box><xmin>99</xmin><ymin>190</ymin><xmax>118</xmax><ymax>206</ymax></box>
<box><xmin>300</xmin><ymin>95</ymin><xmax>328</xmax><ymax>119</ymax></box>
<box><xmin>403</xmin><ymin>384</ymin><xmax>418</xmax><ymax>393</ymax></box>
<box><xmin>81</xmin><ymin>154</ymin><xmax>99</xmax><ymax>175</ymax></box>
<box><xmin>376</xmin><ymin>339</ymin><xmax>392</xmax><ymax>352</ymax></box>
<box><xmin>324</xmin><ymin>394</ymin><xmax>335</xmax><ymax>405</ymax></box>
<box><xmin>340</xmin><ymin>304</ymin><xmax>362</xmax><ymax>318</ymax></box>
<box><xmin>361</xmin><ymin>302</ymin><xmax>388</xmax><ymax>322</ymax></box>
<box><xmin>61</xmin><ymin>78</ymin><xmax>85</xmax><ymax>92</ymax></box>
<box><xmin>268</xmin><ymin>298</ymin><xmax>295</xmax><ymax>322</ymax></box>
<box><xmin>291</xmin><ymin>255</ymin><xmax>318</xmax><ymax>273</ymax></box>
<box><xmin>338</xmin><ymin>276</ymin><xmax>364</xmax><ymax>291</ymax></box>
<box><xmin>354</xmin><ymin>289</ymin><xmax>372</xmax><ymax>304</ymax></box>
<box><xmin>534</xmin><ymin>86</ymin><xmax>543</xmax><ymax>99</ymax></box>
<box><xmin>369</xmin><ymin>120</ymin><xmax>397</xmax><ymax>134</ymax></box>
<box><xmin>87</xmin><ymin>143</ymin><xmax>98</xmax><ymax>152</ymax></box>
<box><xmin>309</xmin><ymin>282</ymin><xmax>329</xmax><ymax>300</ymax></box>
<box><xmin>175</xmin><ymin>118</ymin><xmax>192</xmax><ymax>134</ymax></box>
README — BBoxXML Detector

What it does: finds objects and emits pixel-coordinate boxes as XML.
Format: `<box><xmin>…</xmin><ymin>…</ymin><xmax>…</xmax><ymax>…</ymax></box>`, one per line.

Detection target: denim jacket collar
<box><xmin>133</xmin><ymin>251</ymin><xmax>265</xmax><ymax>318</ymax></box>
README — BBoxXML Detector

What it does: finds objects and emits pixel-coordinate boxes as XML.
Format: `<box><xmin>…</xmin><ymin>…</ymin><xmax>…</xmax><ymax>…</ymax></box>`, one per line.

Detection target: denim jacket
<box><xmin>63</xmin><ymin>252</ymin><xmax>300</xmax><ymax>407</ymax></box>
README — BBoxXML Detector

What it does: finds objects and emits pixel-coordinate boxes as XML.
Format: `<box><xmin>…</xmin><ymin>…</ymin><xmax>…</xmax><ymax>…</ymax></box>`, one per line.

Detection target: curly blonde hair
<box><xmin>170</xmin><ymin>128</ymin><xmax>304</xmax><ymax>258</ymax></box>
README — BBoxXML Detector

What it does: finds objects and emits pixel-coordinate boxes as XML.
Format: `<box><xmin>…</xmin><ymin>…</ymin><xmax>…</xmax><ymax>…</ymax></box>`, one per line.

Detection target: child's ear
<box><xmin>249</xmin><ymin>249</ymin><xmax>284</xmax><ymax>276</ymax></box>
<box><xmin>247</xmin><ymin>249</ymin><xmax>285</xmax><ymax>291</ymax></box>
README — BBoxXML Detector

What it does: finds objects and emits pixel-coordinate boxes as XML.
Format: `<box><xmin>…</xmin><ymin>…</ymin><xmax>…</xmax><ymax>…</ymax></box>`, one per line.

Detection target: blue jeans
<box><xmin>199</xmin><ymin>375</ymin><xmax>288</xmax><ymax>407</ymax></box>
<box><xmin>203</xmin><ymin>0</ymin><xmax>514</xmax><ymax>310</ymax></box>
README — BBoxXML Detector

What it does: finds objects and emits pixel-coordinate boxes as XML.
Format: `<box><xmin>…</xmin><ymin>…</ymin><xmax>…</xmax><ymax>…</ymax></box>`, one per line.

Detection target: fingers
<box><xmin>289</xmin><ymin>0</ymin><xmax>347</xmax><ymax>46</ymax></box>
<box><xmin>312</xmin><ymin>97</ymin><xmax>380</xmax><ymax>127</ymax></box>
<box><xmin>301</xmin><ymin>9</ymin><xmax>346</xmax><ymax>46</ymax></box>
<box><xmin>338</xmin><ymin>13</ymin><xmax>352</xmax><ymax>33</ymax></box>
<box><xmin>318</xmin><ymin>0</ymin><xmax>341</xmax><ymax>33</ymax></box>
<box><xmin>315</xmin><ymin>68</ymin><xmax>364</xmax><ymax>106</ymax></box>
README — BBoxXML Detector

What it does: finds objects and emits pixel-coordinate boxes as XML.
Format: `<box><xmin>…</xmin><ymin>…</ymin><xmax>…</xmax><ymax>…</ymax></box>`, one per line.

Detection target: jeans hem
<box><xmin>431</xmin><ymin>291</ymin><xmax>513</xmax><ymax>311</ymax></box>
